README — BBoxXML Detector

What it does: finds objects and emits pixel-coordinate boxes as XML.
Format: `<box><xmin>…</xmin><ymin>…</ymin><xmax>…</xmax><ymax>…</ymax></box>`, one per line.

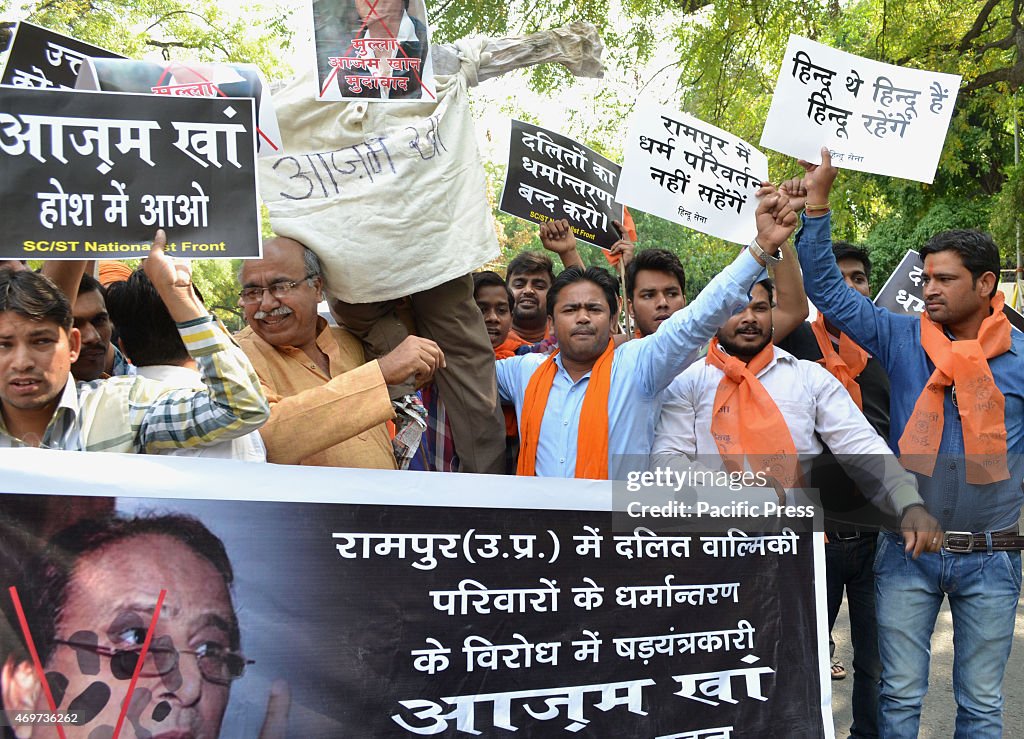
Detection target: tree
<box><xmin>1</xmin><ymin>0</ymin><xmax>295</xmax><ymax>79</ymax></box>
<box><xmin>462</xmin><ymin>1</ymin><xmax>1023</xmax><ymax>287</ymax></box>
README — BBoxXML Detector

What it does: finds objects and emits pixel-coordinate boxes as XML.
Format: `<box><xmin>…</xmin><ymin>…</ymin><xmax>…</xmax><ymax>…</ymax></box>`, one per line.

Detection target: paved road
<box><xmin>830</xmin><ymin>593</ymin><xmax>1024</xmax><ymax>737</ymax></box>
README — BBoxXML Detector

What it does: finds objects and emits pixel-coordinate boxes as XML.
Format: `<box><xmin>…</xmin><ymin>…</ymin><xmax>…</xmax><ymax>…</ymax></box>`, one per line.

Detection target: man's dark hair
<box><xmin>0</xmin><ymin>269</ymin><xmax>73</xmax><ymax>331</ymax></box>
<box><xmin>754</xmin><ymin>277</ymin><xmax>776</xmax><ymax>307</ymax></box>
<box><xmin>106</xmin><ymin>270</ymin><xmax>189</xmax><ymax>367</ymax></box>
<box><xmin>18</xmin><ymin>514</ymin><xmax>238</xmax><ymax>666</ymax></box>
<box><xmin>625</xmin><ymin>248</ymin><xmax>686</xmax><ymax>299</ymax></box>
<box><xmin>78</xmin><ymin>272</ymin><xmax>105</xmax><ymax>298</ymax></box>
<box><xmin>506</xmin><ymin>251</ymin><xmax>555</xmax><ymax>284</ymax></box>
<box><xmin>833</xmin><ymin>241</ymin><xmax>872</xmax><ymax>279</ymax></box>
<box><xmin>547</xmin><ymin>266</ymin><xmax>619</xmax><ymax>317</ymax></box>
<box><xmin>472</xmin><ymin>271</ymin><xmax>514</xmax><ymax>309</ymax></box>
<box><xmin>919</xmin><ymin>229</ymin><xmax>1001</xmax><ymax>298</ymax></box>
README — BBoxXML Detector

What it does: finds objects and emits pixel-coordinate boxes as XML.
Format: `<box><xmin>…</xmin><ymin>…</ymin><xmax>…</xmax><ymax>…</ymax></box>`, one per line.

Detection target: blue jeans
<box><xmin>826</xmin><ymin>535</ymin><xmax>880</xmax><ymax>738</ymax></box>
<box><xmin>873</xmin><ymin>531</ymin><xmax>1021</xmax><ymax>738</ymax></box>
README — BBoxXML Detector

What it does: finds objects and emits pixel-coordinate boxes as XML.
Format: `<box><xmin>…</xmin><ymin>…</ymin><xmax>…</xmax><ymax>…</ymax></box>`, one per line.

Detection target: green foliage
<box><xmin>469</xmin><ymin>0</ymin><xmax>1023</xmax><ymax>288</ymax></box>
<box><xmin>864</xmin><ymin>196</ymin><xmax>995</xmax><ymax>287</ymax></box>
<box><xmin>8</xmin><ymin>0</ymin><xmax>294</xmax><ymax>79</ymax></box>
<box><xmin>991</xmin><ymin>161</ymin><xmax>1024</xmax><ymax>261</ymax></box>
<box><xmin>192</xmin><ymin>259</ymin><xmax>245</xmax><ymax>331</ymax></box>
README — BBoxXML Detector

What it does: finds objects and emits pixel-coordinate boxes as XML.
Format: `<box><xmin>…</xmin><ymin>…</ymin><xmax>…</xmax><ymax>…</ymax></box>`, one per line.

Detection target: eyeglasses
<box><xmin>53</xmin><ymin>637</ymin><xmax>254</xmax><ymax>685</ymax></box>
<box><xmin>238</xmin><ymin>273</ymin><xmax>318</xmax><ymax>305</ymax></box>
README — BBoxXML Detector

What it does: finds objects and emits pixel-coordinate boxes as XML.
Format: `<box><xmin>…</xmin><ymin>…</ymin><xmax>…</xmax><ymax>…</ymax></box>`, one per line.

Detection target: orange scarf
<box><xmin>706</xmin><ymin>338</ymin><xmax>801</xmax><ymax>487</ymax></box>
<box><xmin>517</xmin><ymin>339</ymin><xmax>615</xmax><ymax>479</ymax></box>
<box><xmin>495</xmin><ymin>334</ymin><xmax>530</xmax><ymax>360</ymax></box>
<box><xmin>810</xmin><ymin>314</ymin><xmax>869</xmax><ymax>409</ymax></box>
<box><xmin>899</xmin><ymin>293</ymin><xmax>1012</xmax><ymax>484</ymax></box>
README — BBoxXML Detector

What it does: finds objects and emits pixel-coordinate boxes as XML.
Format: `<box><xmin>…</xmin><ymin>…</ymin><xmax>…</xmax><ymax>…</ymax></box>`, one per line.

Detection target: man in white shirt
<box><xmin>653</xmin><ymin>278</ymin><xmax>938</xmax><ymax>544</ymax></box>
<box><xmin>106</xmin><ymin>269</ymin><xmax>266</xmax><ymax>462</ymax></box>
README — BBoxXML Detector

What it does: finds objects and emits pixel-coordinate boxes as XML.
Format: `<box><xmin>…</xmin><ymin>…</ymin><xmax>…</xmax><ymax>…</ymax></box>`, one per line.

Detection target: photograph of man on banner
<box><xmin>312</xmin><ymin>0</ymin><xmax>436</xmax><ymax>102</ymax></box>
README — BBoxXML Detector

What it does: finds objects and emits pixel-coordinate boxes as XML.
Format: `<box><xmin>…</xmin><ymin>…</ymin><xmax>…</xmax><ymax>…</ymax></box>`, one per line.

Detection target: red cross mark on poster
<box><xmin>7</xmin><ymin>585</ymin><xmax>167</xmax><ymax>739</ymax></box>
<box><xmin>152</xmin><ymin>64</ymin><xmax>280</xmax><ymax>152</ymax></box>
<box><xmin>319</xmin><ymin>0</ymin><xmax>436</xmax><ymax>102</ymax></box>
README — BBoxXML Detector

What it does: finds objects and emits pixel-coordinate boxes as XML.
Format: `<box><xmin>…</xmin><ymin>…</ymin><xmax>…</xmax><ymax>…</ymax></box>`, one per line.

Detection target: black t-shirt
<box><xmin>777</xmin><ymin>322</ymin><xmax>895</xmax><ymax>530</ymax></box>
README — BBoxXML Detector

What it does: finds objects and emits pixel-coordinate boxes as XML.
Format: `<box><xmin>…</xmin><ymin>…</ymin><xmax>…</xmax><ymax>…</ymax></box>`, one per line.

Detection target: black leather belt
<box><xmin>943</xmin><ymin>530</ymin><xmax>1024</xmax><ymax>553</ymax></box>
<box><xmin>827</xmin><ymin>530</ymin><xmax>864</xmax><ymax>541</ymax></box>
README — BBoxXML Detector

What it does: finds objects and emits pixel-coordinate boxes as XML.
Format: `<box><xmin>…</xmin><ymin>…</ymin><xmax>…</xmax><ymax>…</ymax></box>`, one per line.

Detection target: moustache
<box><xmin>254</xmin><ymin>306</ymin><xmax>294</xmax><ymax>320</ymax></box>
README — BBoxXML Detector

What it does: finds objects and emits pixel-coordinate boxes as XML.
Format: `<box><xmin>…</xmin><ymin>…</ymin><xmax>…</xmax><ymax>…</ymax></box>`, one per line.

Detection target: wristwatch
<box><xmin>749</xmin><ymin>238</ymin><xmax>783</xmax><ymax>265</ymax></box>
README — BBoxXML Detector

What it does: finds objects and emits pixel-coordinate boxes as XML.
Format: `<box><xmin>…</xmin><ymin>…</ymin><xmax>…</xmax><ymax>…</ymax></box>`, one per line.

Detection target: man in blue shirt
<box><xmin>496</xmin><ymin>187</ymin><xmax>798</xmax><ymax>479</ymax></box>
<box><xmin>789</xmin><ymin>149</ymin><xmax>1023</xmax><ymax>739</ymax></box>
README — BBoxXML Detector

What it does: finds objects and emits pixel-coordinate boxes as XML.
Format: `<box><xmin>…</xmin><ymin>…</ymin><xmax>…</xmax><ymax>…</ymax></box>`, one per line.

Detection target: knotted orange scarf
<box><xmin>706</xmin><ymin>338</ymin><xmax>801</xmax><ymax>487</ymax></box>
<box><xmin>517</xmin><ymin>339</ymin><xmax>615</xmax><ymax>479</ymax></box>
<box><xmin>899</xmin><ymin>293</ymin><xmax>1012</xmax><ymax>484</ymax></box>
<box><xmin>810</xmin><ymin>314</ymin><xmax>869</xmax><ymax>409</ymax></box>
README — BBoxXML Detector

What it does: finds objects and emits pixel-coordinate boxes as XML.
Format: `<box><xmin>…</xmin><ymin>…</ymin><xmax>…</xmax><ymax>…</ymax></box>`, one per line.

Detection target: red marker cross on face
<box><xmin>7</xmin><ymin>585</ymin><xmax>168</xmax><ymax>739</ymax></box>
<box><xmin>319</xmin><ymin>0</ymin><xmax>435</xmax><ymax>101</ymax></box>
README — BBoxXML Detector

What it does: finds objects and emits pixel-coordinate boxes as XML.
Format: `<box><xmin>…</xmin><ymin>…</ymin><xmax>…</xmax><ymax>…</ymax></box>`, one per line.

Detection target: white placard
<box><xmin>616</xmin><ymin>102</ymin><xmax>768</xmax><ymax>245</ymax></box>
<box><xmin>760</xmin><ymin>35</ymin><xmax>961</xmax><ymax>184</ymax></box>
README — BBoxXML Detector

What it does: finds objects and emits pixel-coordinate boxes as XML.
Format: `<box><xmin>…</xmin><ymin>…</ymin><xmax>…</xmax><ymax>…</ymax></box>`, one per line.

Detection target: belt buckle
<box><xmin>832</xmin><ymin>531</ymin><xmax>861</xmax><ymax>541</ymax></box>
<box><xmin>943</xmin><ymin>531</ymin><xmax>974</xmax><ymax>553</ymax></box>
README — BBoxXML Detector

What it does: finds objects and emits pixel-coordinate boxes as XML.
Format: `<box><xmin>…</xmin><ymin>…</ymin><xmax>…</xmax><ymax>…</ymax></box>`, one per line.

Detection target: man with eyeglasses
<box><xmin>236</xmin><ymin>236</ymin><xmax>444</xmax><ymax>468</ymax></box>
<box><xmin>1</xmin><ymin>513</ymin><xmax>288</xmax><ymax>739</ymax></box>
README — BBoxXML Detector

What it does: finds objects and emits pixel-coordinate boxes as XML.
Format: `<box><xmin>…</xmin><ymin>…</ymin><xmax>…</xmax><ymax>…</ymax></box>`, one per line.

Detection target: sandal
<box><xmin>831</xmin><ymin>657</ymin><xmax>847</xmax><ymax>681</ymax></box>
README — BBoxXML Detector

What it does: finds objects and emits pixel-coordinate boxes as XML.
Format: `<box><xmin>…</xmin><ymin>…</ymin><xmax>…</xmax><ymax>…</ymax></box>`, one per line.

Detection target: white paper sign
<box><xmin>616</xmin><ymin>102</ymin><xmax>768</xmax><ymax>245</ymax></box>
<box><xmin>760</xmin><ymin>35</ymin><xmax>961</xmax><ymax>184</ymax></box>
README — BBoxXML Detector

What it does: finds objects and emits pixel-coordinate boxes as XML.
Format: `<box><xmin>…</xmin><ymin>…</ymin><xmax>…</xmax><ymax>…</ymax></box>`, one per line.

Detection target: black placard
<box><xmin>0</xmin><ymin>21</ymin><xmax>123</xmax><ymax>89</ymax></box>
<box><xmin>0</xmin><ymin>86</ymin><xmax>260</xmax><ymax>259</ymax></box>
<box><xmin>500</xmin><ymin>120</ymin><xmax>624</xmax><ymax>249</ymax></box>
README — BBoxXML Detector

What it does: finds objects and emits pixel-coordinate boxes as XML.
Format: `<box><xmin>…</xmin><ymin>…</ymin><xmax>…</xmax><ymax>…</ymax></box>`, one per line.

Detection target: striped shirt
<box><xmin>0</xmin><ymin>315</ymin><xmax>269</xmax><ymax>452</ymax></box>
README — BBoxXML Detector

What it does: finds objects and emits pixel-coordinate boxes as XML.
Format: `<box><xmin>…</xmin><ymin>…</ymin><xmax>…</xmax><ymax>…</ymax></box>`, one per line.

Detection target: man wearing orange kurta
<box><xmin>236</xmin><ymin>236</ymin><xmax>444</xmax><ymax>468</ymax></box>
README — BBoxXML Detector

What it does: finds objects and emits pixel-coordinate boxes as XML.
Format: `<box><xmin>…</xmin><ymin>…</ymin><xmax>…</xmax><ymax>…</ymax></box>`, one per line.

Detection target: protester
<box><xmin>473</xmin><ymin>271</ymin><xmax>527</xmax><ymax>473</ymax></box>
<box><xmin>789</xmin><ymin>148</ymin><xmax>1021</xmax><ymax>737</ymax></box>
<box><xmin>0</xmin><ymin>262</ymin><xmax>27</xmax><ymax>273</ymax></box>
<box><xmin>473</xmin><ymin>271</ymin><xmax>519</xmax><ymax>354</ymax></box>
<box><xmin>0</xmin><ymin>231</ymin><xmax>269</xmax><ymax>453</ymax></box>
<box><xmin>652</xmin><ymin>276</ymin><xmax>920</xmax><ymax>521</ymax></box>
<box><xmin>511</xmin><ymin>218</ymin><xmax>636</xmax><ymax>353</ymax></box>
<box><xmin>236</xmin><ymin>236</ymin><xmax>443</xmax><ymax>469</ymax></box>
<box><xmin>1</xmin><ymin>514</ymin><xmax>289</xmax><ymax>739</ymax></box>
<box><xmin>68</xmin><ymin>273</ymin><xmax>133</xmax><ymax>382</ymax></box>
<box><xmin>496</xmin><ymin>186</ymin><xmax>797</xmax><ymax>479</ymax></box>
<box><xmin>107</xmin><ymin>269</ymin><xmax>267</xmax><ymax>462</ymax></box>
<box><xmin>506</xmin><ymin>251</ymin><xmax>556</xmax><ymax>345</ymax></box>
<box><xmin>775</xmin><ymin>236</ymin><xmax>888</xmax><ymax>729</ymax></box>
<box><xmin>624</xmin><ymin>249</ymin><xmax>688</xmax><ymax>338</ymax></box>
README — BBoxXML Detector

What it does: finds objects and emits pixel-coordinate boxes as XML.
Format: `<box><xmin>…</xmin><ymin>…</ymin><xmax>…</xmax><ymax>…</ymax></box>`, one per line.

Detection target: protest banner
<box><xmin>873</xmin><ymin>249</ymin><xmax>1024</xmax><ymax>330</ymax></box>
<box><xmin>0</xmin><ymin>21</ymin><xmax>123</xmax><ymax>90</ymax></box>
<box><xmin>616</xmin><ymin>102</ymin><xmax>769</xmax><ymax>245</ymax></box>
<box><xmin>311</xmin><ymin>0</ymin><xmax>437</xmax><ymax>103</ymax></box>
<box><xmin>76</xmin><ymin>58</ymin><xmax>284</xmax><ymax>157</ymax></box>
<box><xmin>0</xmin><ymin>450</ymin><xmax>832</xmax><ymax>738</ymax></box>
<box><xmin>0</xmin><ymin>87</ymin><xmax>260</xmax><ymax>260</ymax></box>
<box><xmin>499</xmin><ymin>121</ymin><xmax>623</xmax><ymax>249</ymax></box>
<box><xmin>760</xmin><ymin>35</ymin><xmax>961</xmax><ymax>184</ymax></box>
